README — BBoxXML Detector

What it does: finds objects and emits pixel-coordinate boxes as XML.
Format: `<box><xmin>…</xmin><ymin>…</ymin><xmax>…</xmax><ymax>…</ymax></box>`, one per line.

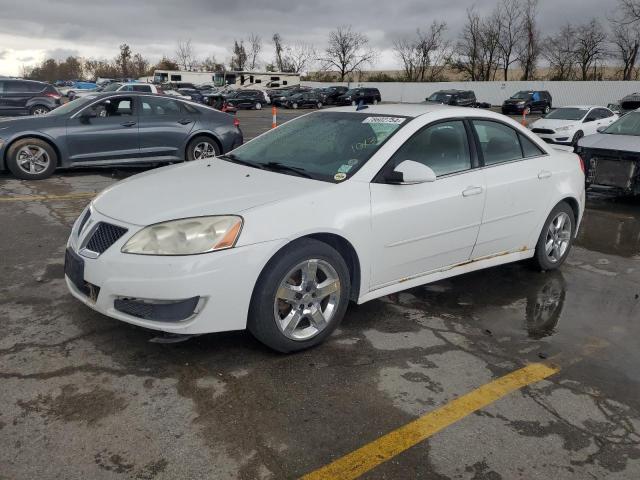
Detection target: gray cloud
<box><xmin>0</xmin><ymin>0</ymin><xmax>615</xmax><ymax>69</ymax></box>
<box><xmin>0</xmin><ymin>50</ymin><xmax>8</xmax><ymax>60</ymax></box>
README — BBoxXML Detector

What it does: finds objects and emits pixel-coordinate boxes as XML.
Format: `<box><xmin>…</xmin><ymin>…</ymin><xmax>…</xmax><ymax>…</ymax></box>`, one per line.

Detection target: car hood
<box><xmin>92</xmin><ymin>159</ymin><xmax>330</xmax><ymax>226</ymax></box>
<box><xmin>0</xmin><ymin>115</ymin><xmax>61</xmax><ymax>135</ymax></box>
<box><xmin>578</xmin><ymin>133</ymin><xmax>640</xmax><ymax>153</ymax></box>
<box><xmin>504</xmin><ymin>98</ymin><xmax>527</xmax><ymax>104</ymax></box>
<box><xmin>530</xmin><ymin>119</ymin><xmax>576</xmax><ymax>130</ymax></box>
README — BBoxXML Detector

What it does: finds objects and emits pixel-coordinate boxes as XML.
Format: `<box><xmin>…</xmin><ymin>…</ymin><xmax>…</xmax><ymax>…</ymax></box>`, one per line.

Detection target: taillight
<box><xmin>233</xmin><ymin>115</ymin><xmax>240</xmax><ymax>128</ymax></box>
<box><xmin>45</xmin><ymin>92</ymin><xmax>61</xmax><ymax>99</ymax></box>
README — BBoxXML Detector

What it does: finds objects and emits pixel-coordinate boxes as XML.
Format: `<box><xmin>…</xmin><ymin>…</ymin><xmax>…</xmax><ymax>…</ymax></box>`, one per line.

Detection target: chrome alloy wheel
<box><xmin>545</xmin><ymin>212</ymin><xmax>571</xmax><ymax>263</ymax></box>
<box><xmin>192</xmin><ymin>141</ymin><xmax>216</xmax><ymax>160</ymax></box>
<box><xmin>274</xmin><ymin>259</ymin><xmax>341</xmax><ymax>341</ymax></box>
<box><xmin>16</xmin><ymin>145</ymin><xmax>50</xmax><ymax>175</ymax></box>
<box><xmin>32</xmin><ymin>107</ymin><xmax>49</xmax><ymax>116</ymax></box>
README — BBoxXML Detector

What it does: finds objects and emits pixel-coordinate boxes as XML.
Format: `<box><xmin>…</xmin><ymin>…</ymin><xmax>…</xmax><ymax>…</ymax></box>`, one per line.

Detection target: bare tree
<box><xmin>543</xmin><ymin>24</ymin><xmax>578</xmax><ymax>80</ymax></box>
<box><xmin>574</xmin><ymin>19</ymin><xmax>608</xmax><ymax>80</ymax></box>
<box><xmin>496</xmin><ymin>0</ymin><xmax>523</xmax><ymax>80</ymax></box>
<box><xmin>115</xmin><ymin>44</ymin><xmax>132</xmax><ymax>77</ymax></box>
<box><xmin>175</xmin><ymin>39</ymin><xmax>196</xmax><ymax>70</ymax></box>
<box><xmin>319</xmin><ymin>25</ymin><xmax>377</xmax><ymax>81</ymax></box>
<box><xmin>610</xmin><ymin>18</ymin><xmax>640</xmax><ymax>80</ymax></box>
<box><xmin>273</xmin><ymin>33</ymin><xmax>285</xmax><ymax>71</ymax></box>
<box><xmin>230</xmin><ymin>40</ymin><xmax>248</xmax><ymax>71</ymax></box>
<box><xmin>248</xmin><ymin>33</ymin><xmax>262</xmax><ymax>70</ymax></box>
<box><xmin>516</xmin><ymin>0</ymin><xmax>541</xmax><ymax>80</ymax></box>
<box><xmin>201</xmin><ymin>55</ymin><xmax>225</xmax><ymax>72</ymax></box>
<box><xmin>620</xmin><ymin>0</ymin><xmax>640</xmax><ymax>22</ymax></box>
<box><xmin>286</xmin><ymin>42</ymin><xmax>316</xmax><ymax>73</ymax></box>
<box><xmin>454</xmin><ymin>8</ymin><xmax>501</xmax><ymax>81</ymax></box>
<box><xmin>394</xmin><ymin>22</ymin><xmax>451</xmax><ymax>82</ymax></box>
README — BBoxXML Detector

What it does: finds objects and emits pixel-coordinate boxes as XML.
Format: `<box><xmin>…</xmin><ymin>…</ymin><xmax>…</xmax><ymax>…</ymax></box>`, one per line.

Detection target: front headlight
<box><xmin>556</xmin><ymin>125</ymin><xmax>574</xmax><ymax>132</ymax></box>
<box><xmin>517</xmin><ymin>101</ymin><xmax>525</xmax><ymax>105</ymax></box>
<box><xmin>122</xmin><ymin>216</ymin><xmax>243</xmax><ymax>255</ymax></box>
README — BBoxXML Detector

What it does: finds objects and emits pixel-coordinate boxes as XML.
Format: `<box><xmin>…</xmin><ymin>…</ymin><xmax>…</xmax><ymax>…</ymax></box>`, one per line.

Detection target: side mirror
<box><xmin>597</xmin><ymin>126</ymin><xmax>607</xmax><ymax>133</ymax></box>
<box><xmin>389</xmin><ymin>160</ymin><xmax>436</xmax><ymax>184</ymax></box>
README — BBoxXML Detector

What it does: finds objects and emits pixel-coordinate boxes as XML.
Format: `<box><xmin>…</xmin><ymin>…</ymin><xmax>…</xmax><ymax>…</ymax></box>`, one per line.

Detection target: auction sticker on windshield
<box><xmin>362</xmin><ymin>117</ymin><xmax>406</xmax><ymax>124</ymax></box>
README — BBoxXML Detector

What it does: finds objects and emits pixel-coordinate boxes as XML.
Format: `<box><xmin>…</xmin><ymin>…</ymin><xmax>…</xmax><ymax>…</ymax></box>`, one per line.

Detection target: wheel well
<box><xmin>560</xmin><ymin>197</ymin><xmax>580</xmax><ymax>230</ymax></box>
<box><xmin>303</xmin><ymin>233</ymin><xmax>361</xmax><ymax>302</ymax></box>
<box><xmin>185</xmin><ymin>133</ymin><xmax>223</xmax><ymax>158</ymax></box>
<box><xmin>2</xmin><ymin>135</ymin><xmax>61</xmax><ymax>170</ymax></box>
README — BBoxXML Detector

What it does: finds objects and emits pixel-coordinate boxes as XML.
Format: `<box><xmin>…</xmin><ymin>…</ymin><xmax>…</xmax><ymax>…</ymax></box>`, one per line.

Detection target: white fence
<box><xmin>302</xmin><ymin>81</ymin><xmax>640</xmax><ymax>107</ymax></box>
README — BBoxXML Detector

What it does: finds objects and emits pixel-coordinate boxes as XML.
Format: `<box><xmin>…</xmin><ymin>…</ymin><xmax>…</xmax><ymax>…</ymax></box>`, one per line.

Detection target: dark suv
<box><xmin>425</xmin><ymin>89</ymin><xmax>477</xmax><ymax>107</ymax></box>
<box><xmin>336</xmin><ymin>87</ymin><xmax>382</xmax><ymax>106</ymax></box>
<box><xmin>320</xmin><ymin>86</ymin><xmax>349</xmax><ymax>105</ymax></box>
<box><xmin>225</xmin><ymin>90</ymin><xmax>269</xmax><ymax>110</ymax></box>
<box><xmin>502</xmin><ymin>90</ymin><xmax>552</xmax><ymax>115</ymax></box>
<box><xmin>0</xmin><ymin>79</ymin><xmax>62</xmax><ymax>116</ymax></box>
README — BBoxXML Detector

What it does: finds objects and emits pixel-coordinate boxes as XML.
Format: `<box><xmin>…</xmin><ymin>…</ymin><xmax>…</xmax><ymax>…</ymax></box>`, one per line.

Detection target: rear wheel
<box><xmin>292</xmin><ymin>102</ymin><xmax>298</xmax><ymax>109</ymax></box>
<box><xmin>186</xmin><ymin>136</ymin><xmax>220</xmax><ymax>161</ymax></box>
<box><xmin>30</xmin><ymin>105</ymin><xmax>50</xmax><ymax>116</ymax></box>
<box><xmin>248</xmin><ymin>238</ymin><xmax>351</xmax><ymax>353</ymax></box>
<box><xmin>543</xmin><ymin>105</ymin><xmax>551</xmax><ymax>114</ymax></box>
<box><xmin>254</xmin><ymin>102</ymin><xmax>262</xmax><ymax>110</ymax></box>
<box><xmin>531</xmin><ymin>202</ymin><xmax>575</xmax><ymax>271</ymax></box>
<box><xmin>571</xmin><ymin>130</ymin><xmax>584</xmax><ymax>147</ymax></box>
<box><xmin>6</xmin><ymin>138</ymin><xmax>57</xmax><ymax>180</ymax></box>
<box><xmin>373</xmin><ymin>99</ymin><xmax>379</xmax><ymax>105</ymax></box>
<box><xmin>316</xmin><ymin>102</ymin><xmax>322</xmax><ymax>108</ymax></box>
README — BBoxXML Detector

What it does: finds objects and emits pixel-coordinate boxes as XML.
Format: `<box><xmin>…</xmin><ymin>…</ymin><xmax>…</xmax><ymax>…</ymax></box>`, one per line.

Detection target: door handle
<box><xmin>178</xmin><ymin>118</ymin><xmax>193</xmax><ymax>125</ymax></box>
<box><xmin>462</xmin><ymin>186</ymin><xmax>483</xmax><ymax>197</ymax></box>
<box><xmin>538</xmin><ymin>170</ymin><xmax>552</xmax><ymax>180</ymax></box>
<box><xmin>121</xmin><ymin>121</ymin><xmax>136</xmax><ymax>127</ymax></box>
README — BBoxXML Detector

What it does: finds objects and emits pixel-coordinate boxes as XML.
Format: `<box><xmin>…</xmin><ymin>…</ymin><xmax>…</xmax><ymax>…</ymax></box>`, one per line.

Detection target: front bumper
<box><xmin>534</xmin><ymin>132</ymin><xmax>572</xmax><ymax>145</ymax></box>
<box><xmin>65</xmin><ymin>208</ymin><xmax>285</xmax><ymax>334</ymax></box>
<box><xmin>502</xmin><ymin>104</ymin><xmax>526</xmax><ymax>114</ymax></box>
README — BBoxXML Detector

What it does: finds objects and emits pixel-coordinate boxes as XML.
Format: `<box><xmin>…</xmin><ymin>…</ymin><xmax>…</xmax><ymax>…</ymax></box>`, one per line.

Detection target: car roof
<box><xmin>324</xmin><ymin>103</ymin><xmax>500</xmax><ymax>119</ymax></box>
<box><xmin>558</xmin><ymin>105</ymin><xmax>604</xmax><ymax>110</ymax></box>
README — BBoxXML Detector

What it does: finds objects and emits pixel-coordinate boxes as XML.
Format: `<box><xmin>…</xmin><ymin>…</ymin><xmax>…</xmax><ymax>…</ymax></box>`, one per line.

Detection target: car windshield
<box><xmin>222</xmin><ymin>112</ymin><xmax>409</xmax><ymax>183</ymax></box>
<box><xmin>545</xmin><ymin>108</ymin><xmax>588</xmax><ymax>121</ymax></box>
<box><xmin>602</xmin><ymin>111</ymin><xmax>640</xmax><ymax>136</ymax></box>
<box><xmin>47</xmin><ymin>96</ymin><xmax>96</xmax><ymax>116</ymax></box>
<box><xmin>511</xmin><ymin>92</ymin><xmax>531</xmax><ymax>100</ymax></box>
<box><xmin>428</xmin><ymin>92</ymin><xmax>452</xmax><ymax>102</ymax></box>
<box><xmin>102</xmin><ymin>83</ymin><xmax>122</xmax><ymax>92</ymax></box>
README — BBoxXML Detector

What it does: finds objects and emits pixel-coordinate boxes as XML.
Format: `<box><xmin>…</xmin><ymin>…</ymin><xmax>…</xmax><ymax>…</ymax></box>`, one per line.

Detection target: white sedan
<box><xmin>529</xmin><ymin>105</ymin><xmax>618</xmax><ymax>146</ymax></box>
<box><xmin>65</xmin><ymin>105</ymin><xmax>585</xmax><ymax>352</ymax></box>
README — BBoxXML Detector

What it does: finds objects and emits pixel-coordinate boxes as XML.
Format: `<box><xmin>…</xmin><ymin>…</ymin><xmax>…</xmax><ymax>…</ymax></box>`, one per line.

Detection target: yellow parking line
<box><xmin>0</xmin><ymin>192</ymin><xmax>96</xmax><ymax>202</ymax></box>
<box><xmin>301</xmin><ymin>362</ymin><xmax>559</xmax><ymax>480</ymax></box>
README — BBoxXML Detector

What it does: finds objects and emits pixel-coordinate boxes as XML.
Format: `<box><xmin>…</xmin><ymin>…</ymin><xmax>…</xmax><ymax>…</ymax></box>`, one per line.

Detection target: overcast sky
<box><xmin>0</xmin><ymin>0</ymin><xmax>613</xmax><ymax>76</ymax></box>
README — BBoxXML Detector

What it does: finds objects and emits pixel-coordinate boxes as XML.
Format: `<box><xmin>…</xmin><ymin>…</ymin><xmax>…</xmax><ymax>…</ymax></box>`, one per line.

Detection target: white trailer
<box><xmin>213</xmin><ymin>71</ymin><xmax>300</xmax><ymax>89</ymax></box>
<box><xmin>152</xmin><ymin>70</ymin><xmax>216</xmax><ymax>85</ymax></box>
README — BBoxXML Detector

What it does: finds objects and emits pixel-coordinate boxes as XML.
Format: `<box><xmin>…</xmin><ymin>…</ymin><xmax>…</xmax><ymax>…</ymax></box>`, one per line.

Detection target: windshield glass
<box><xmin>545</xmin><ymin>108</ymin><xmax>588</xmax><ymax>121</ymax></box>
<box><xmin>47</xmin><ymin>96</ymin><xmax>95</xmax><ymax>116</ymax></box>
<box><xmin>511</xmin><ymin>92</ymin><xmax>531</xmax><ymax>100</ymax></box>
<box><xmin>223</xmin><ymin>112</ymin><xmax>409</xmax><ymax>183</ymax></box>
<box><xmin>428</xmin><ymin>92</ymin><xmax>452</xmax><ymax>102</ymax></box>
<box><xmin>603</xmin><ymin>112</ymin><xmax>640</xmax><ymax>136</ymax></box>
<box><xmin>102</xmin><ymin>83</ymin><xmax>122</xmax><ymax>92</ymax></box>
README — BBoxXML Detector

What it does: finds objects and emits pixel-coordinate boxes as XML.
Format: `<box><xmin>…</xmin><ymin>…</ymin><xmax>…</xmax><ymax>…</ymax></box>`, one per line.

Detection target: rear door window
<box><xmin>140</xmin><ymin>96</ymin><xmax>181</xmax><ymax>116</ymax></box>
<box><xmin>473</xmin><ymin>120</ymin><xmax>523</xmax><ymax>165</ymax></box>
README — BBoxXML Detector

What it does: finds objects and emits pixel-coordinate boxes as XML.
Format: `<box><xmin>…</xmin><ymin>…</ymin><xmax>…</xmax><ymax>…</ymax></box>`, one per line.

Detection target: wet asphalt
<box><xmin>0</xmin><ymin>108</ymin><xmax>639</xmax><ymax>479</ymax></box>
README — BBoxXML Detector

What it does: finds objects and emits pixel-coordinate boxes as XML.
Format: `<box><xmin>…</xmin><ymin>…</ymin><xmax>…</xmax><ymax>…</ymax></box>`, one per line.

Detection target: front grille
<box><xmin>114</xmin><ymin>296</ymin><xmax>200</xmax><ymax>322</ymax></box>
<box><xmin>86</xmin><ymin>222</ymin><xmax>128</xmax><ymax>254</ymax></box>
<box><xmin>531</xmin><ymin>128</ymin><xmax>554</xmax><ymax>134</ymax></box>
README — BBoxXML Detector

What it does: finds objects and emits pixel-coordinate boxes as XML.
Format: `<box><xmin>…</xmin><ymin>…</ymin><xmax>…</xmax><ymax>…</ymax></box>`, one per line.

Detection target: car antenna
<box><xmin>356</xmin><ymin>99</ymin><xmax>368</xmax><ymax>111</ymax></box>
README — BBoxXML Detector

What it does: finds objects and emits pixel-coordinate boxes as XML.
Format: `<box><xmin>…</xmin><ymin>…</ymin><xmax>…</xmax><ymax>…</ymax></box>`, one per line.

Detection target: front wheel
<box><xmin>6</xmin><ymin>138</ymin><xmax>58</xmax><ymax>180</ymax></box>
<box><xmin>373</xmin><ymin>99</ymin><xmax>379</xmax><ymax>105</ymax></box>
<box><xmin>571</xmin><ymin>130</ymin><xmax>584</xmax><ymax>147</ymax></box>
<box><xmin>30</xmin><ymin>105</ymin><xmax>50</xmax><ymax>116</ymax></box>
<box><xmin>531</xmin><ymin>202</ymin><xmax>575</xmax><ymax>271</ymax></box>
<box><xmin>254</xmin><ymin>102</ymin><xmax>262</xmax><ymax>110</ymax></box>
<box><xmin>524</xmin><ymin>106</ymin><xmax>531</xmax><ymax>115</ymax></box>
<box><xmin>292</xmin><ymin>102</ymin><xmax>298</xmax><ymax>109</ymax></box>
<box><xmin>316</xmin><ymin>102</ymin><xmax>322</xmax><ymax>109</ymax></box>
<box><xmin>543</xmin><ymin>105</ymin><xmax>551</xmax><ymax>114</ymax></box>
<box><xmin>186</xmin><ymin>136</ymin><xmax>220</xmax><ymax>161</ymax></box>
<box><xmin>248</xmin><ymin>238</ymin><xmax>351</xmax><ymax>353</ymax></box>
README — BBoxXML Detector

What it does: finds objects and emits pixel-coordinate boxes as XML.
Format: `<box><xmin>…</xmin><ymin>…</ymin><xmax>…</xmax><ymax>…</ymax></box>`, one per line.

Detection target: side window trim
<box><xmin>469</xmin><ymin>118</ymin><xmax>549</xmax><ymax>168</ymax></box>
<box><xmin>373</xmin><ymin>117</ymin><xmax>478</xmax><ymax>183</ymax></box>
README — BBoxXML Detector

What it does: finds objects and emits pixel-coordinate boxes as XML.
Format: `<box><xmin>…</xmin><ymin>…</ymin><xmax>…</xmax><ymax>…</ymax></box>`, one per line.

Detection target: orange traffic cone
<box><xmin>271</xmin><ymin>105</ymin><xmax>277</xmax><ymax>129</ymax></box>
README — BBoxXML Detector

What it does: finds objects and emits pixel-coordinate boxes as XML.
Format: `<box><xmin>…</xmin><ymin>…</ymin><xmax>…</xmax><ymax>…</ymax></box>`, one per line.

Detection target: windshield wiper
<box><xmin>261</xmin><ymin>162</ymin><xmax>314</xmax><ymax>179</ymax></box>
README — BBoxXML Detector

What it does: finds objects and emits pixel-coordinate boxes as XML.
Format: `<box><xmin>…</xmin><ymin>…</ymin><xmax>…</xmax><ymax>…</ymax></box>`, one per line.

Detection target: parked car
<box><xmin>0</xmin><ymin>92</ymin><xmax>243</xmax><ymax>180</ymax></box>
<box><xmin>619</xmin><ymin>93</ymin><xmax>640</xmax><ymax>113</ymax></box>
<box><xmin>65</xmin><ymin>81</ymin><xmax>98</xmax><ymax>99</ymax></box>
<box><xmin>502</xmin><ymin>90</ymin><xmax>552</xmax><ymax>115</ymax></box>
<box><xmin>529</xmin><ymin>106</ymin><xmax>618</xmax><ymax>146</ymax></box>
<box><xmin>576</xmin><ymin>110</ymin><xmax>640</xmax><ymax>195</ymax></box>
<box><xmin>177</xmin><ymin>88</ymin><xmax>205</xmax><ymax>103</ymax></box>
<box><xmin>64</xmin><ymin>104</ymin><xmax>584</xmax><ymax>353</ymax></box>
<box><xmin>71</xmin><ymin>82</ymin><xmax>163</xmax><ymax>100</ymax></box>
<box><xmin>282</xmin><ymin>92</ymin><xmax>323</xmax><ymax>109</ymax></box>
<box><xmin>607</xmin><ymin>103</ymin><xmax>622</xmax><ymax>115</ymax></box>
<box><xmin>319</xmin><ymin>86</ymin><xmax>349</xmax><ymax>105</ymax></box>
<box><xmin>161</xmin><ymin>82</ymin><xmax>197</xmax><ymax>91</ymax></box>
<box><xmin>336</xmin><ymin>87</ymin><xmax>382</xmax><ymax>106</ymax></box>
<box><xmin>0</xmin><ymin>79</ymin><xmax>62</xmax><ymax>116</ymax></box>
<box><xmin>426</xmin><ymin>89</ymin><xmax>477</xmax><ymax>107</ymax></box>
<box><xmin>225</xmin><ymin>90</ymin><xmax>268</xmax><ymax>110</ymax></box>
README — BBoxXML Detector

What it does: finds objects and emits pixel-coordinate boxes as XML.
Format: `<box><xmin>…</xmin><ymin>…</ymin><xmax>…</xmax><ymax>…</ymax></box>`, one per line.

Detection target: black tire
<box><xmin>30</xmin><ymin>105</ymin><xmax>50</xmax><ymax>116</ymax></box>
<box><xmin>185</xmin><ymin>135</ymin><xmax>220</xmax><ymax>161</ymax></box>
<box><xmin>531</xmin><ymin>202</ymin><xmax>575</xmax><ymax>271</ymax></box>
<box><xmin>571</xmin><ymin>130</ymin><xmax>584</xmax><ymax>147</ymax></box>
<box><xmin>254</xmin><ymin>102</ymin><xmax>262</xmax><ymax>110</ymax></box>
<box><xmin>317</xmin><ymin>102</ymin><xmax>322</xmax><ymax>109</ymax></box>
<box><xmin>292</xmin><ymin>102</ymin><xmax>298</xmax><ymax>109</ymax></box>
<box><xmin>248</xmin><ymin>238</ymin><xmax>351</xmax><ymax>353</ymax></box>
<box><xmin>543</xmin><ymin>105</ymin><xmax>551</xmax><ymax>114</ymax></box>
<box><xmin>6</xmin><ymin>138</ymin><xmax>57</xmax><ymax>180</ymax></box>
